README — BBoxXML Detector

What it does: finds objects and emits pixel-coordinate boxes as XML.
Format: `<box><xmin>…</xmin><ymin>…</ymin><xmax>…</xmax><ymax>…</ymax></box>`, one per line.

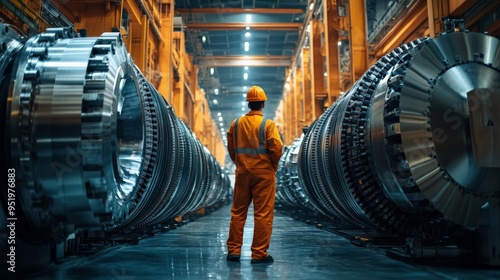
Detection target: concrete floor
<box><xmin>23</xmin><ymin>204</ymin><xmax>500</xmax><ymax>280</ymax></box>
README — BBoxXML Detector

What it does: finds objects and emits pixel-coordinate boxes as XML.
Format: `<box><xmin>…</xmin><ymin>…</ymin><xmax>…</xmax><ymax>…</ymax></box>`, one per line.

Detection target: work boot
<box><xmin>251</xmin><ymin>255</ymin><xmax>274</xmax><ymax>264</ymax></box>
<box><xmin>226</xmin><ymin>254</ymin><xmax>240</xmax><ymax>262</ymax></box>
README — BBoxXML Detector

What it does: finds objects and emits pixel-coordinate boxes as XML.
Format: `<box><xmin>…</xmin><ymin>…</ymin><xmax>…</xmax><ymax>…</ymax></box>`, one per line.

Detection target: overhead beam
<box><xmin>185</xmin><ymin>22</ymin><xmax>302</xmax><ymax>30</ymax></box>
<box><xmin>176</xmin><ymin>8</ymin><xmax>304</xmax><ymax>14</ymax></box>
<box><xmin>198</xmin><ymin>56</ymin><xmax>292</xmax><ymax>67</ymax></box>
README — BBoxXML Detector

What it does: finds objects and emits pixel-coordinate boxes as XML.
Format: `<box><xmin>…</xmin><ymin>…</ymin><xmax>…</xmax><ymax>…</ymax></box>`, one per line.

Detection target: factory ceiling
<box><xmin>174</xmin><ymin>0</ymin><xmax>310</xmax><ymax>143</ymax></box>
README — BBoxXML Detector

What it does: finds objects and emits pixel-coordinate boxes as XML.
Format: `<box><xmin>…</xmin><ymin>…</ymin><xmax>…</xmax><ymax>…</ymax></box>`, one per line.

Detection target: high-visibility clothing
<box><xmin>227</xmin><ymin>110</ymin><xmax>283</xmax><ymax>173</ymax></box>
<box><xmin>226</xmin><ymin>110</ymin><xmax>283</xmax><ymax>260</ymax></box>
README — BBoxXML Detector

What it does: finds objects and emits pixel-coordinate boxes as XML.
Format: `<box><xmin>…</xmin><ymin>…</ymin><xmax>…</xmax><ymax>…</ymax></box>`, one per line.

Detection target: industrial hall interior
<box><xmin>1</xmin><ymin>0</ymin><xmax>500</xmax><ymax>279</ymax></box>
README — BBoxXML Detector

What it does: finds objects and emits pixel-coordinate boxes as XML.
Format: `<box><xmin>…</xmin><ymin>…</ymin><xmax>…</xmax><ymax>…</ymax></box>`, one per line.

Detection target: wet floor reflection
<box><xmin>24</xmin><ymin>204</ymin><xmax>500</xmax><ymax>280</ymax></box>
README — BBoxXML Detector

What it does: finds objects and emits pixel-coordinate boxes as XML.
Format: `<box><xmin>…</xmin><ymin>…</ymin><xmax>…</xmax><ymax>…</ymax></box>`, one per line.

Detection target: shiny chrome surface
<box><xmin>400</xmin><ymin>32</ymin><xmax>500</xmax><ymax>227</ymax></box>
<box><xmin>277</xmin><ymin>30</ymin><xmax>500</xmax><ymax>235</ymax></box>
<box><xmin>1</xmin><ymin>26</ymin><xmax>231</xmax><ymax>243</ymax></box>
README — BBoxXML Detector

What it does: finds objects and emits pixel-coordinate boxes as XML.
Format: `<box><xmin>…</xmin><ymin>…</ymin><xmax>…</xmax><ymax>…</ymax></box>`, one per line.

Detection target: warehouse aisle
<box><xmin>24</xmin><ymin>204</ymin><xmax>500</xmax><ymax>280</ymax></box>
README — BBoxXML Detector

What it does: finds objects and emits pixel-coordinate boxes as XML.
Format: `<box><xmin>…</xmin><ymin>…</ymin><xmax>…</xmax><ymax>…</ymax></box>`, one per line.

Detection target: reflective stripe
<box><xmin>233</xmin><ymin>116</ymin><xmax>269</xmax><ymax>155</ymax></box>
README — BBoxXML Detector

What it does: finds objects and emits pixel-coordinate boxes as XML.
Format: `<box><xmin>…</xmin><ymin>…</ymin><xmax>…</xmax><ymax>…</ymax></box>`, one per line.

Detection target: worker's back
<box><xmin>227</xmin><ymin>110</ymin><xmax>282</xmax><ymax>173</ymax></box>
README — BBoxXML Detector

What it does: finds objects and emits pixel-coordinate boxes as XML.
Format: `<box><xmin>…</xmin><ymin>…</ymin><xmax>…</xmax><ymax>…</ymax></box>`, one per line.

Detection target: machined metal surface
<box><xmin>277</xmin><ymin>29</ymin><xmax>500</xmax><ymax>237</ymax></box>
<box><xmin>0</xmin><ymin>26</ymin><xmax>231</xmax><ymax>243</ymax></box>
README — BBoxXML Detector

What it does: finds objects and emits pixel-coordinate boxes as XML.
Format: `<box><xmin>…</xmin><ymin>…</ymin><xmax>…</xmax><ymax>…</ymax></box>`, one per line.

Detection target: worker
<box><xmin>226</xmin><ymin>85</ymin><xmax>284</xmax><ymax>264</ymax></box>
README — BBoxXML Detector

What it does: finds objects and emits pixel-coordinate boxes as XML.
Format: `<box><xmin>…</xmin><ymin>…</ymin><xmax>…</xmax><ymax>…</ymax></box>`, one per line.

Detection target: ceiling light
<box><xmin>246</xmin><ymin>14</ymin><xmax>252</xmax><ymax>23</ymax></box>
<box><xmin>244</xmin><ymin>66</ymin><xmax>249</xmax><ymax>70</ymax></box>
<box><xmin>220</xmin><ymin>128</ymin><xmax>225</xmax><ymax>132</ymax></box>
<box><xmin>217</xmin><ymin>112</ymin><xmax>222</xmax><ymax>116</ymax></box>
<box><xmin>243</xmin><ymin>86</ymin><xmax>248</xmax><ymax>91</ymax></box>
<box><xmin>243</xmin><ymin>93</ymin><xmax>247</xmax><ymax>98</ymax></box>
<box><xmin>245</xmin><ymin>32</ymin><xmax>251</xmax><ymax>38</ymax></box>
<box><xmin>306</xmin><ymin>24</ymin><xmax>311</xmax><ymax>33</ymax></box>
<box><xmin>324</xmin><ymin>71</ymin><xmax>327</xmax><ymax>77</ymax></box>
<box><xmin>213</xmin><ymin>99</ymin><xmax>218</xmax><ymax>105</ymax></box>
<box><xmin>244</xmin><ymin>73</ymin><xmax>248</xmax><ymax>80</ymax></box>
<box><xmin>202</xmin><ymin>35</ymin><xmax>206</xmax><ymax>43</ymax></box>
<box><xmin>338</xmin><ymin>41</ymin><xmax>342</xmax><ymax>46</ymax></box>
<box><xmin>219</xmin><ymin>123</ymin><xmax>224</xmax><ymax>126</ymax></box>
<box><xmin>214</xmin><ymin>88</ymin><xmax>219</xmax><ymax>95</ymax></box>
<box><xmin>241</xmin><ymin>108</ymin><xmax>245</xmax><ymax>111</ymax></box>
<box><xmin>241</xmin><ymin>102</ymin><xmax>246</xmax><ymax>106</ymax></box>
<box><xmin>210</xmin><ymin>68</ymin><xmax>214</xmax><ymax>75</ymax></box>
<box><xmin>246</xmin><ymin>26</ymin><xmax>250</xmax><ymax>30</ymax></box>
<box><xmin>218</xmin><ymin>117</ymin><xmax>223</xmax><ymax>121</ymax></box>
<box><xmin>244</xmin><ymin>42</ymin><xmax>249</xmax><ymax>52</ymax></box>
<box><xmin>309</xmin><ymin>3</ymin><xmax>315</xmax><ymax>10</ymax></box>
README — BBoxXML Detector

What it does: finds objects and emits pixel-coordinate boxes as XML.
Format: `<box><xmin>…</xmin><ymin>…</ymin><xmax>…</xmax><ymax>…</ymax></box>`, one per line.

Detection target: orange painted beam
<box><xmin>176</xmin><ymin>8</ymin><xmax>304</xmax><ymax>14</ymax></box>
<box><xmin>185</xmin><ymin>22</ymin><xmax>302</xmax><ymax>30</ymax></box>
<box><xmin>301</xmin><ymin>47</ymin><xmax>313</xmax><ymax>127</ymax></box>
<box><xmin>310</xmin><ymin>19</ymin><xmax>326</xmax><ymax>119</ymax></box>
<box><xmin>323</xmin><ymin>0</ymin><xmax>340</xmax><ymax>106</ymax></box>
<box><xmin>124</xmin><ymin>0</ymin><xmax>143</xmax><ymax>24</ymax></box>
<box><xmin>197</xmin><ymin>56</ymin><xmax>292</xmax><ymax>67</ymax></box>
<box><xmin>427</xmin><ymin>0</ymin><xmax>450</xmax><ymax>38</ymax></box>
<box><xmin>349</xmin><ymin>0</ymin><xmax>368</xmax><ymax>81</ymax></box>
<box><xmin>158</xmin><ymin>1</ymin><xmax>175</xmax><ymax>102</ymax></box>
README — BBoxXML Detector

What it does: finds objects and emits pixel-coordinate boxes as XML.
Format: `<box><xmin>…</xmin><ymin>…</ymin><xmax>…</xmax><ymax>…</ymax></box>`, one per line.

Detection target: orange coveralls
<box><xmin>226</xmin><ymin>110</ymin><xmax>283</xmax><ymax>260</ymax></box>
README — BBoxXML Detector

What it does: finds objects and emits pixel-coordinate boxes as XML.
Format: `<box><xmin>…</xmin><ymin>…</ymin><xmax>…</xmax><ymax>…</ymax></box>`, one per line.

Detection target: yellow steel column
<box><xmin>69</xmin><ymin>1</ymin><xmax>122</xmax><ymax>36</ymax></box>
<box><xmin>136</xmin><ymin>14</ymin><xmax>148</xmax><ymax>71</ymax></box>
<box><xmin>191</xmin><ymin>61</ymin><xmax>199</xmax><ymax>130</ymax></box>
<box><xmin>301</xmin><ymin>47</ymin><xmax>313</xmax><ymax>127</ymax></box>
<box><xmin>123</xmin><ymin>0</ymin><xmax>142</xmax><ymax>61</ymax></box>
<box><xmin>349</xmin><ymin>0</ymin><xmax>368</xmax><ymax>81</ymax></box>
<box><xmin>281</xmin><ymin>93</ymin><xmax>290</xmax><ymax>145</ymax></box>
<box><xmin>180</xmin><ymin>33</ymin><xmax>188</xmax><ymax>123</ymax></box>
<box><xmin>323</xmin><ymin>0</ymin><xmax>341</xmax><ymax>106</ymax></box>
<box><xmin>285</xmin><ymin>84</ymin><xmax>293</xmax><ymax>145</ymax></box>
<box><xmin>283</xmin><ymin>88</ymin><xmax>289</xmax><ymax>145</ymax></box>
<box><xmin>293</xmin><ymin>67</ymin><xmax>301</xmax><ymax>139</ymax></box>
<box><xmin>280</xmin><ymin>95</ymin><xmax>287</xmax><ymax>144</ymax></box>
<box><xmin>173</xmin><ymin>33</ymin><xmax>186</xmax><ymax>122</ymax></box>
<box><xmin>310</xmin><ymin>19</ymin><xmax>326</xmax><ymax>120</ymax></box>
<box><xmin>428</xmin><ymin>0</ymin><xmax>450</xmax><ymax>38</ymax></box>
<box><xmin>193</xmin><ymin>89</ymin><xmax>205</xmax><ymax>143</ymax></box>
<box><xmin>274</xmin><ymin>100</ymin><xmax>284</xmax><ymax>143</ymax></box>
<box><xmin>181</xmin><ymin>53</ymin><xmax>193</xmax><ymax>127</ymax></box>
<box><xmin>158</xmin><ymin>0</ymin><xmax>175</xmax><ymax>102</ymax></box>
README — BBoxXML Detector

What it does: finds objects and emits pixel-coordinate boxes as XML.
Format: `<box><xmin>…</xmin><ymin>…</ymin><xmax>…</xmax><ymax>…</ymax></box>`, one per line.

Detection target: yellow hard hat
<box><xmin>246</xmin><ymin>86</ymin><xmax>267</xmax><ymax>102</ymax></box>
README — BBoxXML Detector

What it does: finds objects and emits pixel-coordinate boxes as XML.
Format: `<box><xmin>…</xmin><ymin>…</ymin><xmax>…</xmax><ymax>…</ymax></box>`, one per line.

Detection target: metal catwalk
<box><xmin>22</xmin><ymin>205</ymin><xmax>500</xmax><ymax>280</ymax></box>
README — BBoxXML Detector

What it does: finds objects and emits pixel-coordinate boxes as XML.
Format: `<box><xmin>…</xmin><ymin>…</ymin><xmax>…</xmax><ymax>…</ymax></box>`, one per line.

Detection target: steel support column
<box><xmin>323</xmin><ymin>0</ymin><xmax>341</xmax><ymax>106</ymax></box>
<box><xmin>349</xmin><ymin>0</ymin><xmax>368</xmax><ymax>81</ymax></box>
<box><xmin>293</xmin><ymin>68</ymin><xmax>301</xmax><ymax>139</ymax></box>
<box><xmin>310</xmin><ymin>19</ymin><xmax>326</xmax><ymax>119</ymax></box>
<box><xmin>158</xmin><ymin>1</ymin><xmax>175</xmax><ymax>102</ymax></box>
<box><xmin>301</xmin><ymin>47</ymin><xmax>314</xmax><ymax>127</ymax></box>
<box><xmin>428</xmin><ymin>0</ymin><xmax>450</xmax><ymax>38</ymax></box>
